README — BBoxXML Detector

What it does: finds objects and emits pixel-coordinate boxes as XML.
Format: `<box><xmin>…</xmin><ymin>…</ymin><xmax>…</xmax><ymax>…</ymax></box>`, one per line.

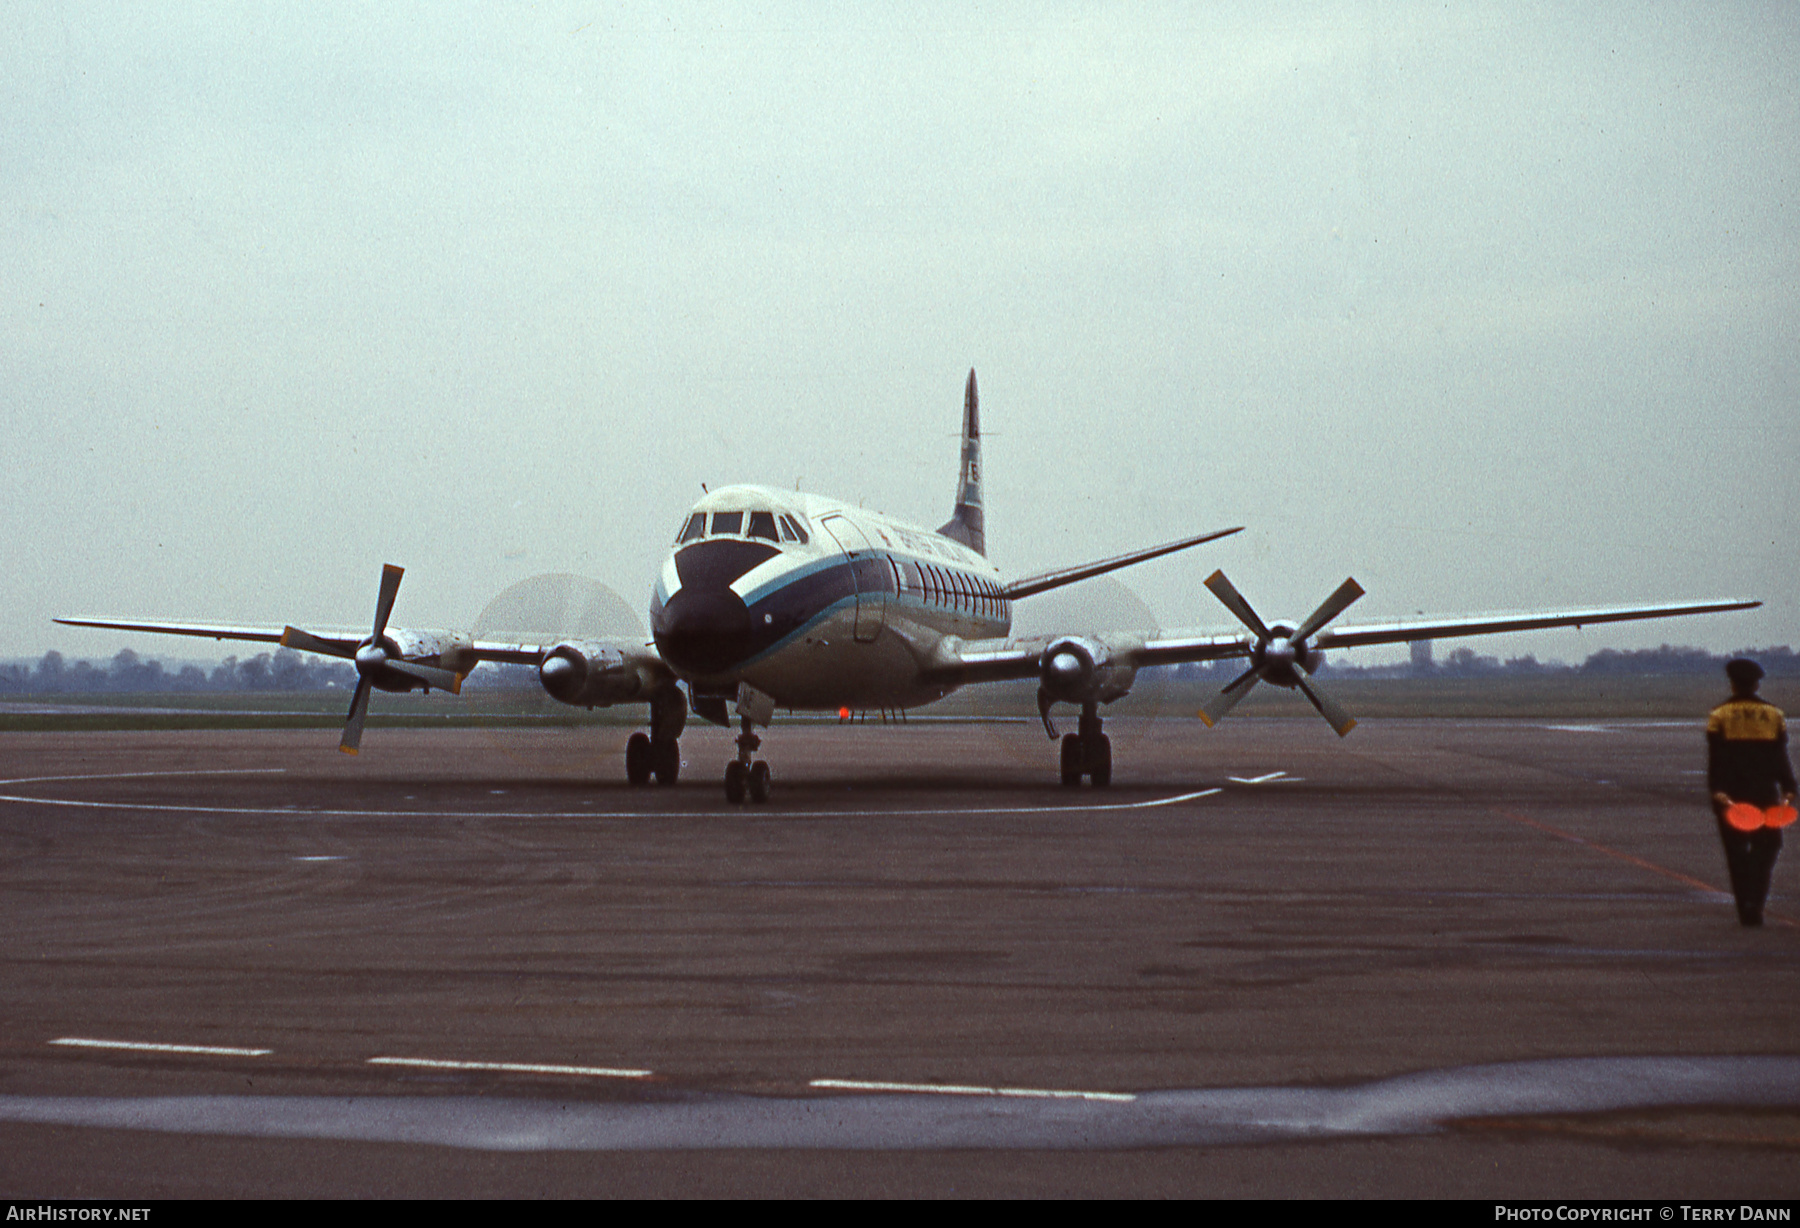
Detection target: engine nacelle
<box><xmin>362</xmin><ymin>628</ymin><xmax>474</xmax><ymax>693</ymax></box>
<box><xmin>538</xmin><ymin>640</ymin><xmax>649</xmax><ymax>708</ymax></box>
<box><xmin>1038</xmin><ymin>636</ymin><xmax>1138</xmax><ymax>705</ymax></box>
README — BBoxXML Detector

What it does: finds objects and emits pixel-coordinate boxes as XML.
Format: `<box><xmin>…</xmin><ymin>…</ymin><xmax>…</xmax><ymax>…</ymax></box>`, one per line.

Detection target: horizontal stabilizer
<box><xmin>1005</xmin><ymin>527</ymin><xmax>1243</xmax><ymax>600</ymax></box>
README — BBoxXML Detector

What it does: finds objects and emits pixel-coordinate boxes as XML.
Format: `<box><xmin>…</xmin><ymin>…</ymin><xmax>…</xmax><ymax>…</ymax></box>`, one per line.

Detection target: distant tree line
<box><xmin>0</xmin><ymin>649</ymin><xmax>357</xmax><ymax>694</ymax></box>
<box><xmin>1173</xmin><ymin>643</ymin><xmax>1799</xmax><ymax>682</ymax></box>
<box><xmin>3</xmin><ymin>642</ymin><xmax>1794</xmax><ymax>695</ymax></box>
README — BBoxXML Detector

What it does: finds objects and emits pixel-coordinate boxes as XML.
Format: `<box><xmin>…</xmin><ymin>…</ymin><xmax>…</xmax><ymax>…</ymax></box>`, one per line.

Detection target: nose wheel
<box><xmin>724</xmin><ymin>716</ymin><xmax>772</xmax><ymax>804</ymax></box>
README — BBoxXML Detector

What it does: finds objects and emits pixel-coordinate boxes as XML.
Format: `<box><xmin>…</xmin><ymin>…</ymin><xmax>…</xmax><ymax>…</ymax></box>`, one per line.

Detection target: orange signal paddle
<box><xmin>1724</xmin><ymin>801</ymin><xmax>1766</xmax><ymax>832</ymax></box>
<box><xmin>1766</xmin><ymin>804</ymin><xmax>1798</xmax><ymax>829</ymax></box>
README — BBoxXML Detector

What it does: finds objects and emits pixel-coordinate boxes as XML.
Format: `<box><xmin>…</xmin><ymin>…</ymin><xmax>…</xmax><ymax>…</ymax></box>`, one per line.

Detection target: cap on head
<box><xmin>1726</xmin><ymin>657</ymin><xmax>1765</xmax><ymax>688</ymax></box>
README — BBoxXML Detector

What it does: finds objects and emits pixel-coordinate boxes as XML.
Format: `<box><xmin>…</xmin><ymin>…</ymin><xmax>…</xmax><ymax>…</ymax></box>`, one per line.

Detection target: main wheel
<box><xmin>724</xmin><ymin>760</ymin><xmax>748</xmax><ymax>804</ymax></box>
<box><xmin>1089</xmin><ymin>734</ymin><xmax>1112</xmax><ymax>787</ymax></box>
<box><xmin>1060</xmin><ymin>734</ymin><xmax>1083</xmax><ymax>786</ymax></box>
<box><xmin>652</xmin><ymin>739</ymin><xmax>680</xmax><ymax>785</ymax></box>
<box><xmin>625</xmin><ymin>732</ymin><xmax>652</xmax><ymax>785</ymax></box>
<box><xmin>748</xmin><ymin>760</ymin><xmax>771</xmax><ymax>803</ymax></box>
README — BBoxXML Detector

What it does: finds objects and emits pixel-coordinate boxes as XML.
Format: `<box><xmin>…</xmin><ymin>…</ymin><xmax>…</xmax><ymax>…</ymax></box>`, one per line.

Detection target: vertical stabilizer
<box><xmin>937</xmin><ymin>369</ymin><xmax>985</xmax><ymax>556</ymax></box>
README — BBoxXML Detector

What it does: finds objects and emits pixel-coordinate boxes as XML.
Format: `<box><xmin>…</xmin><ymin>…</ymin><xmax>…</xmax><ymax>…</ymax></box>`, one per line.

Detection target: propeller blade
<box><xmin>385</xmin><ymin>659</ymin><xmax>464</xmax><ymax>695</ymax></box>
<box><xmin>1292</xmin><ymin>672</ymin><xmax>1357</xmax><ymax>737</ymax></box>
<box><xmin>1204</xmin><ymin>571</ymin><xmax>1272</xmax><ymax>641</ymax></box>
<box><xmin>1291</xmin><ymin>577</ymin><xmax>1366</xmax><ymax>643</ymax></box>
<box><xmin>340</xmin><ymin>676</ymin><xmax>374</xmax><ymax>755</ymax></box>
<box><xmin>371</xmin><ymin>564</ymin><xmax>405</xmax><ymax>640</ymax></box>
<box><xmin>1199</xmin><ymin>665</ymin><xmax>1262</xmax><ymax>728</ymax></box>
<box><xmin>281</xmin><ymin>626</ymin><xmax>354</xmax><ymax>659</ymax></box>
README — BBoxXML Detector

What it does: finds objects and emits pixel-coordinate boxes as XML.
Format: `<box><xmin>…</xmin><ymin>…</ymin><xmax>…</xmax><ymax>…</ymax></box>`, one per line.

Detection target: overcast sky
<box><xmin>4</xmin><ymin>2</ymin><xmax>1794</xmax><ymax>666</ymax></box>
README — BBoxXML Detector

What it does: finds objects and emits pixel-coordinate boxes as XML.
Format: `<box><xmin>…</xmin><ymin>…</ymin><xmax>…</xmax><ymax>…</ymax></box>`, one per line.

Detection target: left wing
<box><xmin>931</xmin><ymin>573</ymin><xmax>1760</xmax><ymax>738</ymax></box>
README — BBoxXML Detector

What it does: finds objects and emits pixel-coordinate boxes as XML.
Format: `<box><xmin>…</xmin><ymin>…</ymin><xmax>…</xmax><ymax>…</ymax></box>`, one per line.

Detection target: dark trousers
<box><xmin>1715</xmin><ymin>819</ymin><xmax>1782</xmax><ymax>923</ymax></box>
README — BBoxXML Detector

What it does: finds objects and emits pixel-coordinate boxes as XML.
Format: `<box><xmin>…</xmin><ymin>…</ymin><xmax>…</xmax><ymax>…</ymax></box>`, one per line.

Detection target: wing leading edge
<box><xmin>934</xmin><ymin>595</ymin><xmax>1762</xmax><ymax>687</ymax></box>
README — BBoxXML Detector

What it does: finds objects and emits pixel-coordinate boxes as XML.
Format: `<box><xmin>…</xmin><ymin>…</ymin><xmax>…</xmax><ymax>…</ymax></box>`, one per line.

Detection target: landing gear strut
<box><xmin>724</xmin><ymin>714</ymin><xmax>771</xmax><ymax>804</ymax></box>
<box><xmin>1055</xmin><ymin>701</ymin><xmax>1111</xmax><ymax>788</ymax></box>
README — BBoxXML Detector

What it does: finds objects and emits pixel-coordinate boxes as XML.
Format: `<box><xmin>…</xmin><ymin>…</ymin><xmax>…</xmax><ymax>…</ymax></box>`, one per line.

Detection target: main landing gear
<box><xmin>624</xmin><ymin>732</ymin><xmax>680</xmax><ymax>786</ymax></box>
<box><xmin>1053</xmin><ymin>701</ymin><xmax>1111</xmax><ymax>787</ymax></box>
<box><xmin>724</xmin><ymin>714</ymin><xmax>772</xmax><ymax>804</ymax></box>
<box><xmin>626</xmin><ymin>688</ymin><xmax>686</xmax><ymax>787</ymax></box>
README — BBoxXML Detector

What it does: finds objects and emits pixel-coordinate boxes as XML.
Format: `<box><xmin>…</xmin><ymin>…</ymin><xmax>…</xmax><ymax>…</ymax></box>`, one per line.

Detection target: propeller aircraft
<box><xmin>58</xmin><ymin>371</ymin><xmax>1760</xmax><ymax>802</ymax></box>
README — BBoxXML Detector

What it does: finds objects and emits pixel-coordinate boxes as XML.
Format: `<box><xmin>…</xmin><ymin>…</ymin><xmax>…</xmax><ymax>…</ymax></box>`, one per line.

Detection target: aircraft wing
<box><xmin>54</xmin><ymin>616</ymin><xmax>318</xmax><ymax>648</ymax></box>
<box><xmin>1311</xmin><ymin>598</ymin><xmax>1762</xmax><ymax>651</ymax></box>
<box><xmin>933</xmin><ymin>595</ymin><xmax>1760</xmax><ymax>686</ymax></box>
<box><xmin>933</xmin><ymin>631</ymin><xmax>1249</xmax><ymax>688</ymax></box>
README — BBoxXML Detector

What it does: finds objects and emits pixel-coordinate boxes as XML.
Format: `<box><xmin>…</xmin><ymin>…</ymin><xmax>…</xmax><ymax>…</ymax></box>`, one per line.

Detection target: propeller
<box><xmin>1198</xmin><ymin>571</ymin><xmax>1365</xmax><ymax>737</ymax></box>
<box><xmin>283</xmin><ymin>565</ymin><xmax>462</xmax><ymax>755</ymax></box>
<box><xmin>465</xmin><ymin>572</ymin><xmax>646</xmax><ymax>769</ymax></box>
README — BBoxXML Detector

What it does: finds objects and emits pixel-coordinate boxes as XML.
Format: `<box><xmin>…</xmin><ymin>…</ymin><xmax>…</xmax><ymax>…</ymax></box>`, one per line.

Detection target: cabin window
<box><xmin>747</xmin><ymin>511</ymin><xmax>778</xmax><ymax>541</ymax></box>
<box><xmin>678</xmin><ymin>513</ymin><xmax>705</xmax><ymax>544</ymax></box>
<box><xmin>710</xmin><ymin>511</ymin><xmax>743</xmax><ymax>536</ymax></box>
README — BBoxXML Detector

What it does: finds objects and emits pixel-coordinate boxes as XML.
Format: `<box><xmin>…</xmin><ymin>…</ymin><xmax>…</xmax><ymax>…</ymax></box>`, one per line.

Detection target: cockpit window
<box><xmin>747</xmin><ymin>511</ymin><xmax>778</xmax><ymax>541</ymax></box>
<box><xmin>678</xmin><ymin>513</ymin><xmax>706</xmax><ymax>544</ymax></box>
<box><xmin>781</xmin><ymin>514</ymin><xmax>810</xmax><ymax>544</ymax></box>
<box><xmin>710</xmin><ymin>511</ymin><xmax>743</xmax><ymax>536</ymax></box>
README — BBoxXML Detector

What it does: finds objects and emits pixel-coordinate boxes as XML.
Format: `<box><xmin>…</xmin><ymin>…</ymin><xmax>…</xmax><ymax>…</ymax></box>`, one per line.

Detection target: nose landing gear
<box><xmin>723</xmin><ymin>683</ymin><xmax>776</xmax><ymax>804</ymax></box>
<box><xmin>724</xmin><ymin>717</ymin><xmax>772</xmax><ymax>803</ymax></box>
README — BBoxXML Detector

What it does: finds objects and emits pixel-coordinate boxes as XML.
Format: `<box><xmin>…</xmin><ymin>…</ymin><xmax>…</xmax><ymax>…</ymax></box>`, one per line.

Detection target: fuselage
<box><xmin>649</xmin><ymin>485</ymin><xmax>1010</xmax><ymax>709</ymax></box>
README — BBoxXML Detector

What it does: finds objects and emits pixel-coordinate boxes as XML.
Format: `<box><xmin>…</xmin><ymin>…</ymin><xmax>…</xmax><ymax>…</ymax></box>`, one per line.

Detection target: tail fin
<box><xmin>936</xmin><ymin>369</ymin><xmax>985</xmax><ymax>556</ymax></box>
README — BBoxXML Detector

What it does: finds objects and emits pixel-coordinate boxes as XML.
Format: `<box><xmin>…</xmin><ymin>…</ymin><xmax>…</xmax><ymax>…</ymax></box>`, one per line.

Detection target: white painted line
<box><xmin>368</xmin><ymin>1056</ymin><xmax>653</xmax><ymax>1079</ymax></box>
<box><xmin>1228</xmin><ymin>771</ymin><xmax>1289</xmax><ymax>784</ymax></box>
<box><xmin>51</xmin><ymin>1037</ymin><xmax>273</xmax><ymax>1057</ymax></box>
<box><xmin>0</xmin><ymin>778</ymin><xmax>1224</xmax><ymax>821</ymax></box>
<box><xmin>810</xmin><ymin>1078</ymin><xmax>1135</xmax><ymax>1103</ymax></box>
<box><xmin>0</xmin><ymin>768</ymin><xmax>286</xmax><ymax>787</ymax></box>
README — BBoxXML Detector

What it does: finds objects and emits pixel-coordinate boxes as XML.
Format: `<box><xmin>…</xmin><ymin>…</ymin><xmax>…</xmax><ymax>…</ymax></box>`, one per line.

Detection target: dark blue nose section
<box><xmin>651</xmin><ymin>540</ymin><xmax>779</xmax><ymax>676</ymax></box>
<box><xmin>654</xmin><ymin>583</ymin><xmax>753</xmax><ymax>675</ymax></box>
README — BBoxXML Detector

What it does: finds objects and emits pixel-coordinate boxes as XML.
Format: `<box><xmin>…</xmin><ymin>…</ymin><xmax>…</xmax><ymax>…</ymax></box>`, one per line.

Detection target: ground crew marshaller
<box><xmin>1707</xmin><ymin>658</ymin><xmax>1796</xmax><ymax>926</ymax></box>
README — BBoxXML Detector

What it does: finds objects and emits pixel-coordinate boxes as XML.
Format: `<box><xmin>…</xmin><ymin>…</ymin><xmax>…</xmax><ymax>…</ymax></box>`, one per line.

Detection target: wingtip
<box><xmin>1197</xmin><ymin>710</ymin><xmax>1217</xmax><ymax>728</ymax></box>
<box><xmin>339</xmin><ymin>745</ymin><xmax>359</xmax><ymax>757</ymax></box>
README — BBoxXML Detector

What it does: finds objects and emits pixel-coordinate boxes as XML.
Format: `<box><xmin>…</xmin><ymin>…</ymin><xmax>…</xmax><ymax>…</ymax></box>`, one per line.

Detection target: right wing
<box><xmin>56</xmin><ymin>563</ymin><xmax>674</xmax><ymax>754</ymax></box>
<box><xmin>54</xmin><ymin>616</ymin><xmax>295</xmax><ymax>647</ymax></box>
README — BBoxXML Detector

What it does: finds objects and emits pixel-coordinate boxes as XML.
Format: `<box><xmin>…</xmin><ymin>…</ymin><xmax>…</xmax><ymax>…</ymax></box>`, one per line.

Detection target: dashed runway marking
<box><xmin>51</xmin><ymin>1037</ymin><xmax>273</xmax><ymax>1058</ymax></box>
<box><xmin>368</xmin><ymin>1056</ymin><xmax>654</xmax><ymax>1080</ymax></box>
<box><xmin>810</xmin><ymin>1078</ymin><xmax>1134</xmax><ymax>1102</ymax></box>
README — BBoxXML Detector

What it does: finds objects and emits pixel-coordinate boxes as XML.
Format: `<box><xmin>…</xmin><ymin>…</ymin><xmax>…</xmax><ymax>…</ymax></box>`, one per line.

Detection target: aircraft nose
<box><xmin>653</xmin><ymin>583</ymin><xmax>754</xmax><ymax>676</ymax></box>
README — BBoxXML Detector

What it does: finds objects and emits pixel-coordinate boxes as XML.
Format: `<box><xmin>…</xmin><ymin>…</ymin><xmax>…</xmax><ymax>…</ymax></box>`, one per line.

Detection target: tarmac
<box><xmin>0</xmin><ymin>717</ymin><xmax>1795</xmax><ymax>1198</ymax></box>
